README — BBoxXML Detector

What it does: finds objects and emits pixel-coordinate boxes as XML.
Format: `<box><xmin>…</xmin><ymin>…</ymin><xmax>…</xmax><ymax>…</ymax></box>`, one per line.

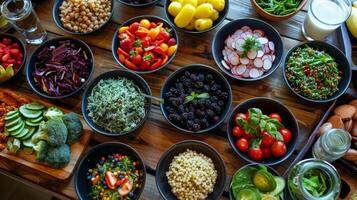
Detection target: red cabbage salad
<box><xmin>32</xmin><ymin>40</ymin><xmax>91</xmax><ymax>96</ymax></box>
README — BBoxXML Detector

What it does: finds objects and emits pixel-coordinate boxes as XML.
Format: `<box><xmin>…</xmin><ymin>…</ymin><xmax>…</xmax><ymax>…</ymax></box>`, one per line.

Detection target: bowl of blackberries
<box><xmin>160</xmin><ymin>64</ymin><xmax>232</xmax><ymax>133</ymax></box>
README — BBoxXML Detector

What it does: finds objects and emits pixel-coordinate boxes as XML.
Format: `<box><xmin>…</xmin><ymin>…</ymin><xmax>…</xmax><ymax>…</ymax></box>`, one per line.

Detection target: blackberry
<box><xmin>206</xmin><ymin>109</ymin><xmax>215</xmax><ymax>117</ymax></box>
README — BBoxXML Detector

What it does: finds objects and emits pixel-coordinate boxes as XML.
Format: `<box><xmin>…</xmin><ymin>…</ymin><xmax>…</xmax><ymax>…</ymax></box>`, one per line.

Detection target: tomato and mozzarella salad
<box><xmin>221</xmin><ymin>26</ymin><xmax>276</xmax><ymax>79</ymax></box>
<box><xmin>87</xmin><ymin>153</ymin><xmax>144</xmax><ymax>200</ymax></box>
<box><xmin>231</xmin><ymin>108</ymin><xmax>292</xmax><ymax>161</ymax></box>
<box><xmin>116</xmin><ymin>18</ymin><xmax>177</xmax><ymax>72</ymax></box>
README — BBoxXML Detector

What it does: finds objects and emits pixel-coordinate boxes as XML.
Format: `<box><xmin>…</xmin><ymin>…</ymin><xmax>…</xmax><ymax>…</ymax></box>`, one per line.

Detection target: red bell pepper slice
<box><xmin>153</xmin><ymin>46</ymin><xmax>166</xmax><ymax>56</ymax></box>
<box><xmin>162</xmin><ymin>55</ymin><xmax>169</xmax><ymax>65</ymax></box>
<box><xmin>140</xmin><ymin>60</ymin><xmax>150</xmax><ymax>71</ymax></box>
<box><xmin>135</xmin><ymin>30</ymin><xmax>148</xmax><ymax>37</ymax></box>
<box><xmin>117</xmin><ymin>48</ymin><xmax>129</xmax><ymax>57</ymax></box>
<box><xmin>119</xmin><ymin>54</ymin><xmax>126</xmax><ymax>63</ymax></box>
<box><xmin>125</xmin><ymin>30</ymin><xmax>135</xmax><ymax>40</ymax></box>
<box><xmin>124</xmin><ymin>59</ymin><xmax>139</xmax><ymax>70</ymax></box>
<box><xmin>149</xmin><ymin>58</ymin><xmax>162</xmax><ymax>70</ymax></box>
<box><xmin>152</xmin><ymin>39</ymin><xmax>165</xmax><ymax>46</ymax></box>
<box><xmin>115</xmin><ymin>179</ymin><xmax>126</xmax><ymax>186</ymax></box>
<box><xmin>105</xmin><ymin>171</ymin><xmax>117</xmax><ymax>190</ymax></box>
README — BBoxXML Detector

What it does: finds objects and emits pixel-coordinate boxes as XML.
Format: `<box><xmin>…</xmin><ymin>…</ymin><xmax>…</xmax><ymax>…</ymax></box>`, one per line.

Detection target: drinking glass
<box><xmin>1</xmin><ymin>0</ymin><xmax>47</xmax><ymax>44</ymax></box>
<box><xmin>302</xmin><ymin>0</ymin><xmax>351</xmax><ymax>41</ymax></box>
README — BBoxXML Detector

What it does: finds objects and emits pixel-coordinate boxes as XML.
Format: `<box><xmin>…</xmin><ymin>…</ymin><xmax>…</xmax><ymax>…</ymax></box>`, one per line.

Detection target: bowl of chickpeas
<box><xmin>52</xmin><ymin>0</ymin><xmax>114</xmax><ymax>35</ymax></box>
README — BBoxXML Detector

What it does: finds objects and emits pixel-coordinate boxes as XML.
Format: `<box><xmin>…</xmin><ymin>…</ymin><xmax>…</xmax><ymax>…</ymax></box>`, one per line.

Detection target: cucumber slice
<box><xmin>5</xmin><ymin>117</ymin><xmax>22</xmax><ymax>128</ymax></box>
<box><xmin>19</xmin><ymin>105</ymin><xmax>43</xmax><ymax>119</ymax></box>
<box><xmin>25</xmin><ymin>102</ymin><xmax>45</xmax><ymax>111</ymax></box>
<box><xmin>28</xmin><ymin>116</ymin><xmax>43</xmax><ymax>123</ymax></box>
<box><xmin>268</xmin><ymin>177</ymin><xmax>286</xmax><ymax>196</ymax></box>
<box><xmin>4</xmin><ymin>111</ymin><xmax>19</xmax><ymax>121</ymax></box>
<box><xmin>236</xmin><ymin>188</ymin><xmax>260</xmax><ymax>200</ymax></box>
<box><xmin>25</xmin><ymin>120</ymin><xmax>40</xmax><ymax>127</ymax></box>
<box><xmin>20</xmin><ymin>127</ymin><xmax>36</xmax><ymax>140</ymax></box>
<box><xmin>9</xmin><ymin>122</ymin><xmax>25</xmax><ymax>137</ymax></box>
<box><xmin>7</xmin><ymin>120</ymin><xmax>24</xmax><ymax>132</ymax></box>
<box><xmin>13</xmin><ymin>128</ymin><xmax>29</xmax><ymax>139</ymax></box>
<box><xmin>5</xmin><ymin>109</ymin><xmax>19</xmax><ymax>118</ymax></box>
<box><xmin>22</xmin><ymin>138</ymin><xmax>34</xmax><ymax>148</ymax></box>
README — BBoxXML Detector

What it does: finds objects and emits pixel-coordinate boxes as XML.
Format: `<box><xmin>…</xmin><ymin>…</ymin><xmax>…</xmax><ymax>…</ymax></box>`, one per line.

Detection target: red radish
<box><xmin>257</xmin><ymin>37</ymin><xmax>268</xmax><ymax>44</ymax></box>
<box><xmin>249</xmin><ymin>68</ymin><xmax>260</xmax><ymax>78</ymax></box>
<box><xmin>263</xmin><ymin>59</ymin><xmax>272</xmax><ymax>70</ymax></box>
<box><xmin>240</xmin><ymin>57</ymin><xmax>249</xmax><ymax>65</ymax></box>
<box><xmin>268</xmin><ymin>41</ymin><xmax>275</xmax><ymax>51</ymax></box>
<box><xmin>253</xmin><ymin>58</ymin><xmax>263</xmax><ymax>68</ymax></box>
<box><xmin>221</xmin><ymin>60</ymin><xmax>230</xmax><ymax>70</ymax></box>
<box><xmin>237</xmin><ymin>65</ymin><xmax>246</xmax><ymax>75</ymax></box>
<box><xmin>242</xmin><ymin>68</ymin><xmax>250</xmax><ymax>78</ymax></box>
<box><xmin>257</xmin><ymin>50</ymin><xmax>264</xmax><ymax>58</ymax></box>
<box><xmin>247</xmin><ymin>50</ymin><xmax>257</xmax><ymax>59</ymax></box>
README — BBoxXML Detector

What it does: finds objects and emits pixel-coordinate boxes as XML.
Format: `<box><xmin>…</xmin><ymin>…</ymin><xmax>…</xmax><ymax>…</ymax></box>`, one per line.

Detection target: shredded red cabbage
<box><xmin>33</xmin><ymin>40</ymin><xmax>91</xmax><ymax>96</ymax></box>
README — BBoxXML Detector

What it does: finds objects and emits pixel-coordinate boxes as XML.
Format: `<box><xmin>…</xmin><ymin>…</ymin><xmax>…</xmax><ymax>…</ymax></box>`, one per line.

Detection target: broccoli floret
<box><xmin>31</xmin><ymin>121</ymin><xmax>49</xmax><ymax>144</ymax></box>
<box><xmin>47</xmin><ymin>118</ymin><xmax>68</xmax><ymax>147</ymax></box>
<box><xmin>63</xmin><ymin>112</ymin><xmax>83</xmax><ymax>145</ymax></box>
<box><xmin>6</xmin><ymin>138</ymin><xmax>20</xmax><ymax>154</ymax></box>
<box><xmin>44</xmin><ymin>106</ymin><xmax>64</xmax><ymax>120</ymax></box>
<box><xmin>45</xmin><ymin>144</ymin><xmax>70</xmax><ymax>168</ymax></box>
<box><xmin>33</xmin><ymin>140</ymin><xmax>48</xmax><ymax>161</ymax></box>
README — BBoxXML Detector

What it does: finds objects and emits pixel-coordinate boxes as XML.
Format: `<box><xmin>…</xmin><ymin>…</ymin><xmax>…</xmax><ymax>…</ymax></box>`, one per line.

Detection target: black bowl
<box><xmin>117</xmin><ymin>0</ymin><xmax>160</xmax><ymax>7</ymax></box>
<box><xmin>163</xmin><ymin>0</ymin><xmax>229</xmax><ymax>34</ymax></box>
<box><xmin>26</xmin><ymin>37</ymin><xmax>94</xmax><ymax>99</ymax></box>
<box><xmin>112</xmin><ymin>15</ymin><xmax>179</xmax><ymax>74</ymax></box>
<box><xmin>156</xmin><ymin>140</ymin><xmax>227</xmax><ymax>200</ymax></box>
<box><xmin>160</xmin><ymin>64</ymin><xmax>232</xmax><ymax>133</ymax></box>
<box><xmin>81</xmin><ymin>69</ymin><xmax>152</xmax><ymax>137</ymax></box>
<box><xmin>283</xmin><ymin>41</ymin><xmax>351</xmax><ymax>103</ymax></box>
<box><xmin>0</xmin><ymin>33</ymin><xmax>26</xmax><ymax>83</ymax></box>
<box><xmin>227</xmin><ymin>97</ymin><xmax>299</xmax><ymax>165</ymax></box>
<box><xmin>212</xmin><ymin>18</ymin><xmax>284</xmax><ymax>81</ymax></box>
<box><xmin>229</xmin><ymin>164</ymin><xmax>287</xmax><ymax>200</ymax></box>
<box><xmin>75</xmin><ymin>142</ymin><xmax>146</xmax><ymax>200</ymax></box>
<box><xmin>52</xmin><ymin>0</ymin><xmax>114</xmax><ymax>35</ymax></box>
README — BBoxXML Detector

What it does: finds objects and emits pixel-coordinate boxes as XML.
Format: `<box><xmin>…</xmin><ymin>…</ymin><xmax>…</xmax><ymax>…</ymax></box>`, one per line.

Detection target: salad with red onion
<box><xmin>32</xmin><ymin>40</ymin><xmax>91</xmax><ymax>96</ymax></box>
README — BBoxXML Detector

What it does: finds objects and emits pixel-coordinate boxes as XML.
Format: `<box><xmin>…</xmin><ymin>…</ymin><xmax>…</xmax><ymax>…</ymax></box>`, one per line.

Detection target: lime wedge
<box><xmin>6</xmin><ymin>64</ymin><xmax>14</xmax><ymax>77</ymax></box>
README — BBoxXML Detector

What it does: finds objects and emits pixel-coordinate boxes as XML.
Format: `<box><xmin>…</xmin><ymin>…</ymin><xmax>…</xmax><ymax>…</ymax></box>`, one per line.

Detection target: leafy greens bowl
<box><xmin>227</xmin><ymin>97</ymin><xmax>299</xmax><ymax>165</ymax></box>
<box><xmin>81</xmin><ymin>70</ymin><xmax>152</xmax><ymax>137</ymax></box>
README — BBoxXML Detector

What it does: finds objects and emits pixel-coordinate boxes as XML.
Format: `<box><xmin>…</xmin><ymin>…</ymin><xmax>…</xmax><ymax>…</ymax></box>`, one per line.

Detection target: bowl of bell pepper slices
<box><xmin>112</xmin><ymin>15</ymin><xmax>179</xmax><ymax>73</ymax></box>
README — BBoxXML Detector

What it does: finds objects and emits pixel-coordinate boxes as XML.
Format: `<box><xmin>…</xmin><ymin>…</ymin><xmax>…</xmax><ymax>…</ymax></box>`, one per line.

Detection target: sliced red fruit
<box><xmin>105</xmin><ymin>171</ymin><xmax>117</xmax><ymax>190</ymax></box>
<box><xmin>9</xmin><ymin>49</ymin><xmax>20</xmax><ymax>56</ymax></box>
<box><xmin>2</xmin><ymin>53</ymin><xmax>10</xmax><ymax>62</ymax></box>
<box><xmin>3</xmin><ymin>38</ymin><xmax>11</xmax><ymax>45</ymax></box>
<box><xmin>118</xmin><ymin>179</ymin><xmax>133</xmax><ymax>196</ymax></box>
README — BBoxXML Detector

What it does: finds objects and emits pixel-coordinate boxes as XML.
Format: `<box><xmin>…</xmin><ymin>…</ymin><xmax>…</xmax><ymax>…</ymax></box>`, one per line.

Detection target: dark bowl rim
<box><xmin>282</xmin><ymin>41</ymin><xmax>352</xmax><ymax>103</ymax></box>
<box><xmin>226</xmin><ymin>97</ymin><xmax>299</xmax><ymax>165</ymax></box>
<box><xmin>111</xmin><ymin>15</ymin><xmax>179</xmax><ymax>74</ymax></box>
<box><xmin>251</xmin><ymin>0</ymin><xmax>308</xmax><ymax>18</ymax></box>
<box><xmin>212</xmin><ymin>18</ymin><xmax>284</xmax><ymax>81</ymax></box>
<box><xmin>159</xmin><ymin>64</ymin><xmax>233</xmax><ymax>134</ymax></box>
<box><xmin>228</xmin><ymin>164</ymin><xmax>283</xmax><ymax>200</ymax></box>
<box><xmin>155</xmin><ymin>139</ymin><xmax>227</xmax><ymax>200</ymax></box>
<box><xmin>26</xmin><ymin>36</ymin><xmax>94</xmax><ymax>99</ymax></box>
<box><xmin>52</xmin><ymin>0</ymin><xmax>114</xmax><ymax>35</ymax></box>
<box><xmin>74</xmin><ymin>141</ymin><xmax>147</xmax><ymax>200</ymax></box>
<box><xmin>0</xmin><ymin>33</ymin><xmax>27</xmax><ymax>83</ymax></box>
<box><xmin>163</xmin><ymin>0</ymin><xmax>230</xmax><ymax>34</ymax></box>
<box><xmin>117</xmin><ymin>0</ymin><xmax>160</xmax><ymax>7</ymax></box>
<box><xmin>81</xmin><ymin>69</ymin><xmax>152</xmax><ymax>137</ymax></box>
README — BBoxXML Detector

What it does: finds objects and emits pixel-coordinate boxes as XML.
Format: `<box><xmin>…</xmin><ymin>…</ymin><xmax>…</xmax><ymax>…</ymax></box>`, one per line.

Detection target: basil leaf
<box><xmin>267</xmin><ymin>118</ymin><xmax>284</xmax><ymax>129</ymax></box>
<box><xmin>248</xmin><ymin>108</ymin><xmax>262</xmax><ymax>116</ymax></box>
<box><xmin>270</xmin><ymin>130</ymin><xmax>283</xmax><ymax>141</ymax></box>
<box><xmin>197</xmin><ymin>92</ymin><xmax>210</xmax><ymax>99</ymax></box>
<box><xmin>184</xmin><ymin>95</ymin><xmax>194</xmax><ymax>104</ymax></box>
<box><xmin>249</xmin><ymin>113</ymin><xmax>260</xmax><ymax>126</ymax></box>
<box><xmin>259</xmin><ymin>119</ymin><xmax>267</xmax><ymax>131</ymax></box>
<box><xmin>249</xmin><ymin>138</ymin><xmax>261</xmax><ymax>148</ymax></box>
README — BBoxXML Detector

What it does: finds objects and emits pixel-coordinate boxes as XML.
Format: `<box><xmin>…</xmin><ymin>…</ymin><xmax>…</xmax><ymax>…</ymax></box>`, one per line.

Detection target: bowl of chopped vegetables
<box><xmin>75</xmin><ymin>142</ymin><xmax>146</xmax><ymax>200</ymax></box>
<box><xmin>212</xmin><ymin>18</ymin><xmax>284</xmax><ymax>81</ymax></box>
<box><xmin>160</xmin><ymin>64</ymin><xmax>232</xmax><ymax>133</ymax></box>
<box><xmin>156</xmin><ymin>140</ymin><xmax>227</xmax><ymax>200</ymax></box>
<box><xmin>112</xmin><ymin>15</ymin><xmax>178</xmax><ymax>74</ymax></box>
<box><xmin>229</xmin><ymin>164</ymin><xmax>286</xmax><ymax>200</ymax></box>
<box><xmin>81</xmin><ymin>69</ymin><xmax>151</xmax><ymax>136</ymax></box>
<box><xmin>26</xmin><ymin>37</ymin><xmax>94</xmax><ymax>99</ymax></box>
<box><xmin>227</xmin><ymin>97</ymin><xmax>299</xmax><ymax>165</ymax></box>
<box><xmin>251</xmin><ymin>0</ymin><xmax>307</xmax><ymax>21</ymax></box>
<box><xmin>283</xmin><ymin>41</ymin><xmax>351</xmax><ymax>103</ymax></box>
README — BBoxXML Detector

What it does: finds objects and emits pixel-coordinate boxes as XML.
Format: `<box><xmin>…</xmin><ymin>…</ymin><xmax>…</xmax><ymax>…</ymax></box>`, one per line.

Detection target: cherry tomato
<box><xmin>271</xmin><ymin>141</ymin><xmax>287</xmax><ymax>158</ymax></box>
<box><xmin>260</xmin><ymin>131</ymin><xmax>275</xmax><ymax>147</ymax></box>
<box><xmin>235</xmin><ymin>138</ymin><xmax>249</xmax><ymax>151</ymax></box>
<box><xmin>129</xmin><ymin>22</ymin><xmax>140</xmax><ymax>33</ymax></box>
<box><xmin>235</xmin><ymin>113</ymin><xmax>248</xmax><ymax>125</ymax></box>
<box><xmin>248</xmin><ymin>148</ymin><xmax>263</xmax><ymax>161</ymax></box>
<box><xmin>130</xmin><ymin>54</ymin><xmax>142</xmax><ymax>65</ymax></box>
<box><xmin>278</xmin><ymin>128</ymin><xmax>292</xmax><ymax>143</ymax></box>
<box><xmin>167</xmin><ymin>38</ymin><xmax>177</xmax><ymax>46</ymax></box>
<box><xmin>262</xmin><ymin>147</ymin><xmax>272</xmax><ymax>159</ymax></box>
<box><xmin>232</xmin><ymin>126</ymin><xmax>244</xmax><ymax>138</ymax></box>
<box><xmin>269</xmin><ymin>113</ymin><xmax>282</xmax><ymax>123</ymax></box>
<box><xmin>242</xmin><ymin>132</ymin><xmax>252</xmax><ymax>140</ymax></box>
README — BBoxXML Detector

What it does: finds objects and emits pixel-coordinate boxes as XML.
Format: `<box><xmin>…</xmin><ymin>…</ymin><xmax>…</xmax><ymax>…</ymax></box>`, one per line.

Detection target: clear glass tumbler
<box><xmin>1</xmin><ymin>0</ymin><xmax>47</xmax><ymax>44</ymax></box>
<box><xmin>302</xmin><ymin>0</ymin><xmax>351</xmax><ymax>41</ymax></box>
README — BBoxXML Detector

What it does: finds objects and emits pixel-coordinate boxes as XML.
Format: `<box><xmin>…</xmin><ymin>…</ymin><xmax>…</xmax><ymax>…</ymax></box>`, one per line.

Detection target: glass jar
<box><xmin>312</xmin><ymin>128</ymin><xmax>351</xmax><ymax>162</ymax></box>
<box><xmin>288</xmin><ymin>158</ymin><xmax>341</xmax><ymax>200</ymax></box>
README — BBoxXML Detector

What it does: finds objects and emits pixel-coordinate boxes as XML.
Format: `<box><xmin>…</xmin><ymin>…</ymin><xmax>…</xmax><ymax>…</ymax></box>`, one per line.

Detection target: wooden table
<box><xmin>1</xmin><ymin>0</ymin><xmax>357</xmax><ymax>199</ymax></box>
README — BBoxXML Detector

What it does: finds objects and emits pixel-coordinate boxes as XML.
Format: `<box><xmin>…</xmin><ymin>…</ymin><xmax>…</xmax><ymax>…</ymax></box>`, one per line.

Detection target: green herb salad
<box><xmin>231</xmin><ymin>165</ymin><xmax>285</xmax><ymax>200</ymax></box>
<box><xmin>256</xmin><ymin>0</ymin><xmax>302</xmax><ymax>15</ymax></box>
<box><xmin>285</xmin><ymin>45</ymin><xmax>342</xmax><ymax>100</ymax></box>
<box><xmin>86</xmin><ymin>77</ymin><xmax>146</xmax><ymax>133</ymax></box>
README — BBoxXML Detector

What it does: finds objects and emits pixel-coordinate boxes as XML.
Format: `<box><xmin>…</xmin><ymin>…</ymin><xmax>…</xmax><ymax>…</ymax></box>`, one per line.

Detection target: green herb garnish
<box><xmin>302</xmin><ymin>169</ymin><xmax>329</xmax><ymax>197</ymax></box>
<box><xmin>184</xmin><ymin>92</ymin><xmax>210</xmax><ymax>104</ymax></box>
<box><xmin>143</xmin><ymin>54</ymin><xmax>153</xmax><ymax>61</ymax></box>
<box><xmin>129</xmin><ymin>50</ymin><xmax>137</xmax><ymax>58</ymax></box>
<box><xmin>242</xmin><ymin>36</ymin><xmax>261</xmax><ymax>58</ymax></box>
<box><xmin>134</xmin><ymin>39</ymin><xmax>141</xmax><ymax>47</ymax></box>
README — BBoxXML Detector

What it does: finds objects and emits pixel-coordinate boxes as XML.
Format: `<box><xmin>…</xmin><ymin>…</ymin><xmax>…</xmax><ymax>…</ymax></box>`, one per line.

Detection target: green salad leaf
<box><xmin>302</xmin><ymin>169</ymin><xmax>329</xmax><ymax>197</ymax></box>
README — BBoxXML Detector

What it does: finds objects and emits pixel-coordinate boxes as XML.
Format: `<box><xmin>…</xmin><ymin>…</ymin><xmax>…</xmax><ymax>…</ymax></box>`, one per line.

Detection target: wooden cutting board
<box><xmin>0</xmin><ymin>90</ymin><xmax>92</xmax><ymax>180</ymax></box>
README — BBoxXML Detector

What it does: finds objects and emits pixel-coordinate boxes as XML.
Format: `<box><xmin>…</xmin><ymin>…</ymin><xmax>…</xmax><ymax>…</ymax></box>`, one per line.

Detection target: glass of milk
<box><xmin>302</xmin><ymin>0</ymin><xmax>351</xmax><ymax>41</ymax></box>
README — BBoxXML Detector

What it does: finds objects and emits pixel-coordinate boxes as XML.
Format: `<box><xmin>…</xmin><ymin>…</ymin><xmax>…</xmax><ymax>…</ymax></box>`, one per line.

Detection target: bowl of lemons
<box><xmin>164</xmin><ymin>0</ymin><xmax>229</xmax><ymax>33</ymax></box>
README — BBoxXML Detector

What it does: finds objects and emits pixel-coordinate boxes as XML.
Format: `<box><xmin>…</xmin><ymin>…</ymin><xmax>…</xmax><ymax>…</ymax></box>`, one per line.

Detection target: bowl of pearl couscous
<box><xmin>155</xmin><ymin>140</ymin><xmax>227</xmax><ymax>200</ymax></box>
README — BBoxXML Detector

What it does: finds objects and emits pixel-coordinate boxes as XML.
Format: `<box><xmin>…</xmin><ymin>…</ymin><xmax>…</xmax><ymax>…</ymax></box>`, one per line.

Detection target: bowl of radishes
<box><xmin>227</xmin><ymin>97</ymin><xmax>299</xmax><ymax>165</ymax></box>
<box><xmin>212</xmin><ymin>18</ymin><xmax>283</xmax><ymax>81</ymax></box>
